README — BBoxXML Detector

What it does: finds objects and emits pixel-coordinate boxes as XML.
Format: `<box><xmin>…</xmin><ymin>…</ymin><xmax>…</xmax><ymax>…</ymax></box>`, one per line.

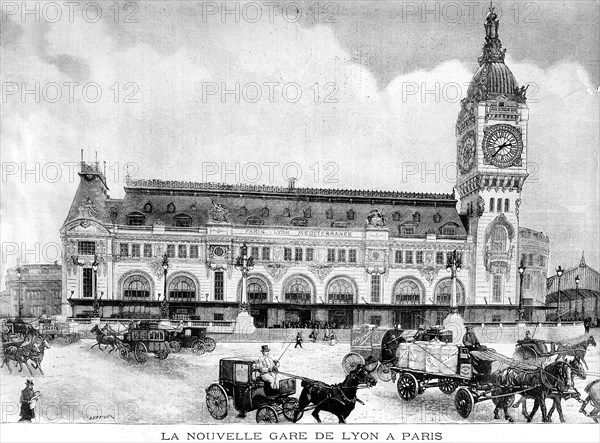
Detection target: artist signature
<box><xmin>86</xmin><ymin>414</ymin><xmax>116</xmax><ymax>421</ymax></box>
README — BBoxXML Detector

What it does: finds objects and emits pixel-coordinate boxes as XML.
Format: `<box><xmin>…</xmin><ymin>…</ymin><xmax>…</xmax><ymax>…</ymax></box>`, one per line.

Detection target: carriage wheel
<box><xmin>192</xmin><ymin>340</ymin><xmax>206</xmax><ymax>355</ymax></box>
<box><xmin>282</xmin><ymin>398</ymin><xmax>303</xmax><ymax>421</ymax></box>
<box><xmin>203</xmin><ymin>337</ymin><xmax>216</xmax><ymax>352</ymax></box>
<box><xmin>169</xmin><ymin>341</ymin><xmax>181</xmax><ymax>353</ymax></box>
<box><xmin>377</xmin><ymin>363</ymin><xmax>393</xmax><ymax>382</ymax></box>
<box><xmin>342</xmin><ymin>353</ymin><xmax>365</xmax><ymax>374</ymax></box>
<box><xmin>455</xmin><ymin>388</ymin><xmax>475</xmax><ymax>419</ymax></box>
<box><xmin>514</xmin><ymin>347</ymin><xmax>538</xmax><ymax>363</ymax></box>
<box><xmin>439</xmin><ymin>377</ymin><xmax>459</xmax><ymax>395</ymax></box>
<box><xmin>156</xmin><ymin>349</ymin><xmax>169</xmax><ymax>360</ymax></box>
<box><xmin>397</xmin><ymin>373</ymin><xmax>419</xmax><ymax>401</ymax></box>
<box><xmin>134</xmin><ymin>342</ymin><xmax>148</xmax><ymax>363</ymax></box>
<box><xmin>119</xmin><ymin>346</ymin><xmax>129</xmax><ymax>360</ymax></box>
<box><xmin>205</xmin><ymin>383</ymin><xmax>228</xmax><ymax>420</ymax></box>
<box><xmin>256</xmin><ymin>405</ymin><xmax>278</xmax><ymax>423</ymax></box>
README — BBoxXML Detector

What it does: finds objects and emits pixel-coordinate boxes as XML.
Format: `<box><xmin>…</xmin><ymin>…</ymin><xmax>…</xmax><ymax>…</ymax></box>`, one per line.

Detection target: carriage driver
<box><xmin>254</xmin><ymin>345</ymin><xmax>282</xmax><ymax>393</ymax></box>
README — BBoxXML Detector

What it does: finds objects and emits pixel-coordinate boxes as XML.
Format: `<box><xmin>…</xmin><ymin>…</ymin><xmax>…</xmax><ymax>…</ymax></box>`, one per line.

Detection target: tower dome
<box><xmin>466</xmin><ymin>4</ymin><xmax>526</xmax><ymax>103</ymax></box>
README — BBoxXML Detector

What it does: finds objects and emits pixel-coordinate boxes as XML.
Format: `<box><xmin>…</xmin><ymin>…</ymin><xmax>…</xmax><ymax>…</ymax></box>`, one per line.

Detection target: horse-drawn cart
<box><xmin>162</xmin><ymin>324</ymin><xmax>216</xmax><ymax>355</ymax></box>
<box><xmin>205</xmin><ymin>357</ymin><xmax>300</xmax><ymax>423</ymax></box>
<box><xmin>119</xmin><ymin>325</ymin><xmax>170</xmax><ymax>363</ymax></box>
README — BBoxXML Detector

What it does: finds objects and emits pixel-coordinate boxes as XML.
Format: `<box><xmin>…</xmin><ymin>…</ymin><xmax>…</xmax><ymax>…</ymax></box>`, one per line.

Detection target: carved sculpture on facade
<box><xmin>365</xmin><ymin>208</ymin><xmax>386</xmax><ymax>228</ymax></box>
<box><xmin>308</xmin><ymin>265</ymin><xmax>333</xmax><ymax>283</ymax></box>
<box><xmin>264</xmin><ymin>264</ymin><xmax>290</xmax><ymax>282</ymax></box>
<box><xmin>515</xmin><ymin>198</ymin><xmax>521</xmax><ymax>220</ymax></box>
<box><xmin>78</xmin><ymin>197</ymin><xmax>98</xmax><ymax>218</ymax></box>
<box><xmin>209</xmin><ymin>198</ymin><xmax>230</xmax><ymax>223</ymax></box>
<box><xmin>419</xmin><ymin>266</ymin><xmax>439</xmax><ymax>286</ymax></box>
<box><xmin>477</xmin><ymin>196</ymin><xmax>485</xmax><ymax>217</ymax></box>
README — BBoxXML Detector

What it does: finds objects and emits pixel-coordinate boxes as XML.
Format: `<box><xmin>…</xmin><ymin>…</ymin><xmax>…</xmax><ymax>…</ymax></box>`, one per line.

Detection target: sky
<box><xmin>1</xmin><ymin>0</ymin><xmax>599</xmax><ymax>288</ymax></box>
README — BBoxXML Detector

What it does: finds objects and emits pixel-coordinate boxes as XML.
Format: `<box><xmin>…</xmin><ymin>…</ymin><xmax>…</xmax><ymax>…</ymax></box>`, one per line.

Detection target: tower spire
<box><xmin>579</xmin><ymin>251</ymin><xmax>586</xmax><ymax>267</ymax></box>
<box><xmin>478</xmin><ymin>2</ymin><xmax>506</xmax><ymax>65</ymax></box>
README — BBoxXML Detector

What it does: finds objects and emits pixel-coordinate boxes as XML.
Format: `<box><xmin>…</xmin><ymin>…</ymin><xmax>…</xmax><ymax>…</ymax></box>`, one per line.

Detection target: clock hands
<box><xmin>491</xmin><ymin>142</ymin><xmax>512</xmax><ymax>158</ymax></box>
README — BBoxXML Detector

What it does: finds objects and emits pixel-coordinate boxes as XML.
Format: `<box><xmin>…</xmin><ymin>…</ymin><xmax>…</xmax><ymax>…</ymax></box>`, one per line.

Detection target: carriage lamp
<box><xmin>556</xmin><ymin>266</ymin><xmax>564</xmax><ymax>322</ymax></box>
<box><xmin>517</xmin><ymin>261</ymin><xmax>525</xmax><ymax>321</ymax></box>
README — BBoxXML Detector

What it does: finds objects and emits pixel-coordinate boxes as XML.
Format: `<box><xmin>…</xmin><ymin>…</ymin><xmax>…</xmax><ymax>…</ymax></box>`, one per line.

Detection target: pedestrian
<box><xmin>19</xmin><ymin>380</ymin><xmax>40</xmax><ymax>422</ymax></box>
<box><xmin>584</xmin><ymin>317</ymin><xmax>591</xmax><ymax>334</ymax></box>
<box><xmin>329</xmin><ymin>330</ymin><xmax>336</xmax><ymax>346</ymax></box>
<box><xmin>309</xmin><ymin>328</ymin><xmax>318</xmax><ymax>343</ymax></box>
<box><xmin>295</xmin><ymin>331</ymin><xmax>303</xmax><ymax>348</ymax></box>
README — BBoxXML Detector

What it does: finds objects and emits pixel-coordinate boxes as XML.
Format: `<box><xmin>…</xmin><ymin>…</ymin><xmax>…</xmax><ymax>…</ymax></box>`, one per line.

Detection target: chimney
<box><xmin>288</xmin><ymin>177</ymin><xmax>297</xmax><ymax>191</ymax></box>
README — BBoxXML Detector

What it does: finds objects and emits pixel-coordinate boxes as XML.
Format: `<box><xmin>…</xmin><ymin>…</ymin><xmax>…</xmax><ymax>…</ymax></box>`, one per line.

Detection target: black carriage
<box><xmin>513</xmin><ymin>338</ymin><xmax>560</xmax><ymax>366</ymax></box>
<box><xmin>119</xmin><ymin>325</ymin><xmax>170</xmax><ymax>363</ymax></box>
<box><xmin>163</xmin><ymin>326</ymin><xmax>216</xmax><ymax>355</ymax></box>
<box><xmin>205</xmin><ymin>357</ymin><xmax>301</xmax><ymax>423</ymax></box>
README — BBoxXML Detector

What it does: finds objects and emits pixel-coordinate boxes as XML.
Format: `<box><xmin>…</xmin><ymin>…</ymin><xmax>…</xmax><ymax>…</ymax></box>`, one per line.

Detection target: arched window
<box><xmin>413</xmin><ymin>212</ymin><xmax>421</xmax><ymax>222</ymax></box>
<box><xmin>290</xmin><ymin>217</ymin><xmax>308</xmax><ymax>227</ymax></box>
<box><xmin>497</xmin><ymin>198</ymin><xmax>503</xmax><ymax>212</ymax></box>
<box><xmin>504</xmin><ymin>199</ymin><xmax>510</xmax><ymax>212</ymax></box>
<box><xmin>491</xmin><ymin>226</ymin><xmax>508</xmax><ymax>252</ymax></box>
<box><xmin>246</xmin><ymin>277</ymin><xmax>268</xmax><ymax>303</ymax></box>
<box><xmin>347</xmin><ymin>209</ymin><xmax>355</xmax><ymax>220</ymax></box>
<box><xmin>283</xmin><ymin>208</ymin><xmax>290</xmax><ymax>217</ymax></box>
<box><xmin>238</xmin><ymin>206</ymin><xmax>248</xmax><ymax>217</ymax></box>
<box><xmin>326</xmin><ymin>209</ymin><xmax>334</xmax><ymax>219</ymax></box>
<box><xmin>127</xmin><ymin>212</ymin><xmax>145</xmax><ymax>226</ymax></box>
<box><xmin>489</xmin><ymin>198</ymin><xmax>495</xmax><ymax>212</ymax></box>
<box><xmin>143</xmin><ymin>203</ymin><xmax>153</xmax><ymax>213</ymax></box>
<box><xmin>167</xmin><ymin>203</ymin><xmax>176</xmax><ymax>213</ymax></box>
<box><xmin>123</xmin><ymin>275</ymin><xmax>151</xmax><ymax>299</ymax></box>
<box><xmin>284</xmin><ymin>277</ymin><xmax>312</xmax><ymax>304</ymax></box>
<box><xmin>174</xmin><ymin>214</ymin><xmax>192</xmax><ymax>227</ymax></box>
<box><xmin>326</xmin><ymin>277</ymin><xmax>355</xmax><ymax>304</ymax></box>
<box><xmin>392</xmin><ymin>212</ymin><xmax>401</xmax><ymax>221</ymax></box>
<box><xmin>435</xmin><ymin>278</ymin><xmax>465</xmax><ymax>305</ymax></box>
<box><xmin>260</xmin><ymin>207</ymin><xmax>270</xmax><ymax>218</ymax></box>
<box><xmin>393</xmin><ymin>279</ymin><xmax>422</xmax><ymax>305</ymax></box>
<box><xmin>304</xmin><ymin>208</ymin><xmax>312</xmax><ymax>218</ymax></box>
<box><xmin>169</xmin><ymin>276</ymin><xmax>196</xmax><ymax>301</ymax></box>
<box><xmin>433</xmin><ymin>212</ymin><xmax>442</xmax><ymax>223</ymax></box>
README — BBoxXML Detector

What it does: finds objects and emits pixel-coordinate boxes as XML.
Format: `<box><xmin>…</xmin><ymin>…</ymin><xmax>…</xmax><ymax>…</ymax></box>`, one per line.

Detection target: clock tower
<box><xmin>455</xmin><ymin>5</ymin><xmax>529</xmax><ymax>307</ymax></box>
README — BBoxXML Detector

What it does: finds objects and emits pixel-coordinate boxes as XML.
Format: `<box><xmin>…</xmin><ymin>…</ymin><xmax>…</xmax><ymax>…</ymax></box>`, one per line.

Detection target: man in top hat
<box><xmin>19</xmin><ymin>380</ymin><xmax>37</xmax><ymax>422</ymax></box>
<box><xmin>254</xmin><ymin>345</ymin><xmax>281</xmax><ymax>393</ymax></box>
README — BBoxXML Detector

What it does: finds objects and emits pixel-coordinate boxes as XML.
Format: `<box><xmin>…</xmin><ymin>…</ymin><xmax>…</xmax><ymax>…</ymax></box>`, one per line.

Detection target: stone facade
<box><xmin>4</xmin><ymin>264</ymin><xmax>62</xmax><ymax>317</ymax></box>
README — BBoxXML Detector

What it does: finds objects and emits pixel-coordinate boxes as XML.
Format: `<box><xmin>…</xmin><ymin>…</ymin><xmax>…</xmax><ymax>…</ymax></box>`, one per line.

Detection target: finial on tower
<box><xmin>579</xmin><ymin>251</ymin><xmax>586</xmax><ymax>267</ymax></box>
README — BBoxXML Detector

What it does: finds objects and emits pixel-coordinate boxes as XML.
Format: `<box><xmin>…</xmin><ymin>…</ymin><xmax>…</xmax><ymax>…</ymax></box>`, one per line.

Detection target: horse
<box><xmin>555</xmin><ymin>336</ymin><xmax>596</xmax><ymax>369</ymax></box>
<box><xmin>90</xmin><ymin>324</ymin><xmax>121</xmax><ymax>353</ymax></box>
<box><xmin>292</xmin><ymin>364</ymin><xmax>377</xmax><ymax>423</ymax></box>
<box><xmin>1</xmin><ymin>338</ymin><xmax>51</xmax><ymax>376</ymax></box>
<box><xmin>492</xmin><ymin>357</ymin><xmax>585</xmax><ymax>423</ymax></box>
<box><xmin>579</xmin><ymin>379</ymin><xmax>600</xmax><ymax>422</ymax></box>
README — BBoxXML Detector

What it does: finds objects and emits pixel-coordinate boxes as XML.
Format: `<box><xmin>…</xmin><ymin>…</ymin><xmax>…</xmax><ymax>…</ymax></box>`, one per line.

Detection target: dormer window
<box><xmin>291</xmin><ymin>217</ymin><xmax>308</xmax><ymax>227</ymax></box>
<box><xmin>167</xmin><ymin>203</ymin><xmax>176</xmax><ymax>213</ymax></box>
<box><xmin>433</xmin><ymin>212</ymin><xmax>442</xmax><ymax>223</ymax></box>
<box><xmin>412</xmin><ymin>212</ymin><xmax>421</xmax><ymax>223</ymax></box>
<box><xmin>347</xmin><ymin>209</ymin><xmax>355</xmax><ymax>220</ymax></box>
<box><xmin>401</xmin><ymin>225</ymin><xmax>415</xmax><ymax>235</ymax></box>
<box><xmin>326</xmin><ymin>209</ymin><xmax>334</xmax><ymax>219</ymax></box>
<box><xmin>143</xmin><ymin>202</ymin><xmax>153</xmax><ymax>213</ymax></box>
<box><xmin>127</xmin><ymin>212</ymin><xmax>145</xmax><ymax>226</ymax></box>
<box><xmin>332</xmin><ymin>220</ymin><xmax>349</xmax><ymax>228</ymax></box>
<box><xmin>260</xmin><ymin>207</ymin><xmax>270</xmax><ymax>218</ymax></box>
<box><xmin>174</xmin><ymin>214</ymin><xmax>192</xmax><ymax>227</ymax></box>
<box><xmin>239</xmin><ymin>206</ymin><xmax>248</xmax><ymax>217</ymax></box>
<box><xmin>246</xmin><ymin>216</ymin><xmax>264</xmax><ymax>226</ymax></box>
<box><xmin>283</xmin><ymin>208</ymin><xmax>291</xmax><ymax>217</ymax></box>
<box><xmin>441</xmin><ymin>226</ymin><xmax>456</xmax><ymax>236</ymax></box>
<box><xmin>304</xmin><ymin>208</ymin><xmax>312</xmax><ymax>218</ymax></box>
<box><xmin>392</xmin><ymin>212</ymin><xmax>401</xmax><ymax>221</ymax></box>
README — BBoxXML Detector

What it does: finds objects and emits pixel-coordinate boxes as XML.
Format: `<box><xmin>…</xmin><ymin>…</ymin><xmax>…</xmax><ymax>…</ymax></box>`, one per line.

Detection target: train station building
<box><xmin>60</xmin><ymin>10</ymin><xmax>551</xmax><ymax>328</ymax></box>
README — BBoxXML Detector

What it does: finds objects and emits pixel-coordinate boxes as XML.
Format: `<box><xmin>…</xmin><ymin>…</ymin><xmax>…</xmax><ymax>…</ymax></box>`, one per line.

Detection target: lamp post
<box><xmin>518</xmin><ymin>261</ymin><xmax>525</xmax><ymax>321</ymax></box>
<box><xmin>92</xmin><ymin>255</ymin><xmax>100</xmax><ymax>317</ymax></box>
<box><xmin>234</xmin><ymin>243</ymin><xmax>254</xmax><ymax>312</ymax></box>
<box><xmin>556</xmin><ymin>266</ymin><xmax>564</xmax><ymax>322</ymax></box>
<box><xmin>161</xmin><ymin>254</ymin><xmax>170</xmax><ymax>319</ymax></box>
<box><xmin>575</xmin><ymin>274</ymin><xmax>582</xmax><ymax>319</ymax></box>
<box><xmin>16</xmin><ymin>268</ymin><xmax>23</xmax><ymax>318</ymax></box>
<box><xmin>446</xmin><ymin>250</ymin><xmax>462</xmax><ymax>315</ymax></box>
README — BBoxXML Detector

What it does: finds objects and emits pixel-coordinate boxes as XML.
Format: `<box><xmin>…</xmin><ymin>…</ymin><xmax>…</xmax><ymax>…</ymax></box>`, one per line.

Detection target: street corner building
<box><xmin>60</xmin><ymin>10</ymin><xmax>551</xmax><ymax>328</ymax></box>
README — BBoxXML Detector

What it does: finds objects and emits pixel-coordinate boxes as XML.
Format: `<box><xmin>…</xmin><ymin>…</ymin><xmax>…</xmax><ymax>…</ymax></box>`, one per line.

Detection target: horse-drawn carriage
<box><xmin>117</xmin><ymin>324</ymin><xmax>170</xmax><ymax>363</ymax></box>
<box><xmin>161</xmin><ymin>324</ymin><xmax>216</xmax><ymax>355</ymax></box>
<box><xmin>205</xmin><ymin>357</ymin><xmax>300</xmax><ymax>423</ymax></box>
<box><xmin>513</xmin><ymin>335</ymin><xmax>596</xmax><ymax>367</ymax></box>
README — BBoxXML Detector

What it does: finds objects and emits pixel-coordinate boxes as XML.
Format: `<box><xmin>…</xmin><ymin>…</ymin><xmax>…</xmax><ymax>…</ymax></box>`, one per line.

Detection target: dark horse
<box><xmin>292</xmin><ymin>364</ymin><xmax>377</xmax><ymax>423</ymax></box>
<box><xmin>90</xmin><ymin>324</ymin><xmax>121</xmax><ymax>353</ymax></box>
<box><xmin>1</xmin><ymin>338</ymin><xmax>51</xmax><ymax>375</ymax></box>
<box><xmin>492</xmin><ymin>357</ymin><xmax>585</xmax><ymax>422</ymax></box>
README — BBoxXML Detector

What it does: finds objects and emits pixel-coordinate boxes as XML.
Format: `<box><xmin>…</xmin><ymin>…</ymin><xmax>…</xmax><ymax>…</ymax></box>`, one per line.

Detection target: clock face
<box><xmin>483</xmin><ymin>124</ymin><xmax>523</xmax><ymax>168</ymax></box>
<box><xmin>458</xmin><ymin>132</ymin><xmax>476</xmax><ymax>174</ymax></box>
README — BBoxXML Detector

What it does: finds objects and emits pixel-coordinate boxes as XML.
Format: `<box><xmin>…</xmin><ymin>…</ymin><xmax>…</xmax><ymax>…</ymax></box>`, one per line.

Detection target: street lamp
<box><xmin>446</xmin><ymin>250</ymin><xmax>462</xmax><ymax>314</ymax></box>
<box><xmin>556</xmin><ymin>265</ymin><xmax>564</xmax><ymax>322</ymax></box>
<box><xmin>575</xmin><ymin>274</ymin><xmax>582</xmax><ymax>319</ymax></box>
<box><xmin>518</xmin><ymin>261</ymin><xmax>525</xmax><ymax>321</ymax></box>
<box><xmin>92</xmin><ymin>255</ymin><xmax>100</xmax><ymax>317</ymax></box>
<box><xmin>234</xmin><ymin>243</ymin><xmax>254</xmax><ymax>312</ymax></box>
<box><xmin>161</xmin><ymin>254</ymin><xmax>170</xmax><ymax>319</ymax></box>
<box><xmin>16</xmin><ymin>268</ymin><xmax>23</xmax><ymax>318</ymax></box>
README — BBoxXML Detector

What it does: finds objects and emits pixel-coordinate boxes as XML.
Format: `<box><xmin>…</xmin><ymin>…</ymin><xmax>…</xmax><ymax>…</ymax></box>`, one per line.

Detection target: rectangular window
<box><xmin>143</xmin><ymin>243</ymin><xmax>152</xmax><ymax>258</ymax></box>
<box><xmin>521</xmin><ymin>254</ymin><xmax>527</xmax><ymax>265</ymax></box>
<box><xmin>539</xmin><ymin>255</ymin><xmax>545</xmax><ymax>267</ymax></box>
<box><xmin>178</xmin><ymin>245</ymin><xmax>187</xmax><ymax>258</ymax></box>
<box><xmin>214</xmin><ymin>271</ymin><xmax>224</xmax><ymax>301</ymax></box>
<box><xmin>402</xmin><ymin>226</ymin><xmax>414</xmax><ymax>235</ymax></box>
<box><xmin>251</xmin><ymin>247</ymin><xmax>259</xmax><ymax>260</ymax></box>
<box><xmin>295</xmin><ymin>248</ymin><xmax>303</xmax><ymax>261</ymax></box>
<box><xmin>405</xmin><ymin>251</ymin><xmax>413</xmax><ymax>264</ymax></box>
<box><xmin>337</xmin><ymin>249</ymin><xmax>346</xmax><ymax>262</ymax></box>
<box><xmin>492</xmin><ymin>315</ymin><xmax>502</xmax><ymax>322</ymax></box>
<box><xmin>348</xmin><ymin>249</ymin><xmax>357</xmax><ymax>263</ymax></box>
<box><xmin>416</xmin><ymin>251</ymin><xmax>424</xmax><ymax>264</ymax></box>
<box><xmin>167</xmin><ymin>244</ymin><xmax>175</xmax><ymax>258</ymax></box>
<box><xmin>327</xmin><ymin>248</ymin><xmax>335</xmax><ymax>263</ymax></box>
<box><xmin>436</xmin><ymin>252</ymin><xmax>444</xmax><ymax>265</ymax></box>
<box><xmin>284</xmin><ymin>248</ymin><xmax>292</xmax><ymax>261</ymax></box>
<box><xmin>131</xmin><ymin>244</ymin><xmax>141</xmax><ymax>258</ymax></box>
<box><xmin>371</xmin><ymin>274</ymin><xmax>381</xmax><ymax>303</ymax></box>
<box><xmin>78</xmin><ymin>241</ymin><xmax>96</xmax><ymax>255</ymax></box>
<box><xmin>523</xmin><ymin>273</ymin><xmax>532</xmax><ymax>290</ymax></box>
<box><xmin>261</xmin><ymin>247</ymin><xmax>270</xmax><ymax>261</ymax></box>
<box><xmin>214</xmin><ymin>313</ymin><xmax>224</xmax><ymax>321</ymax></box>
<box><xmin>306</xmin><ymin>248</ymin><xmax>314</xmax><ymax>262</ymax></box>
<box><xmin>442</xmin><ymin>226</ymin><xmax>456</xmax><ymax>236</ymax></box>
<box><xmin>189</xmin><ymin>245</ymin><xmax>199</xmax><ymax>259</ymax></box>
<box><xmin>395</xmin><ymin>250</ymin><xmax>403</xmax><ymax>264</ymax></box>
<box><xmin>370</xmin><ymin>316</ymin><xmax>381</xmax><ymax>327</ymax></box>
<box><xmin>435</xmin><ymin>311</ymin><xmax>446</xmax><ymax>326</ymax></box>
<box><xmin>82</xmin><ymin>268</ymin><xmax>93</xmax><ymax>298</ymax></box>
<box><xmin>492</xmin><ymin>274</ymin><xmax>503</xmax><ymax>303</ymax></box>
<box><xmin>528</xmin><ymin>254</ymin><xmax>534</xmax><ymax>266</ymax></box>
<box><xmin>119</xmin><ymin>243</ymin><xmax>129</xmax><ymax>257</ymax></box>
